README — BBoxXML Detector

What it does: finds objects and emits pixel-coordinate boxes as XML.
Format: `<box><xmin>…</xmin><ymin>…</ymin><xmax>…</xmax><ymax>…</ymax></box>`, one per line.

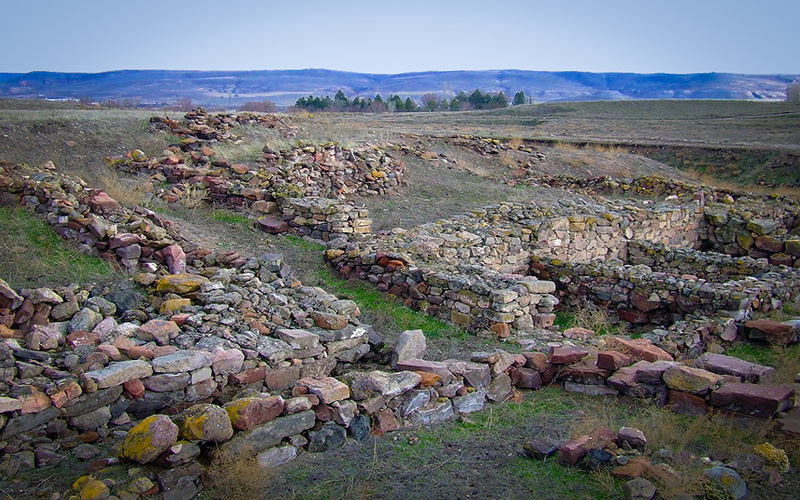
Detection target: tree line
<box><xmin>292</xmin><ymin>89</ymin><xmax>529</xmax><ymax>113</ymax></box>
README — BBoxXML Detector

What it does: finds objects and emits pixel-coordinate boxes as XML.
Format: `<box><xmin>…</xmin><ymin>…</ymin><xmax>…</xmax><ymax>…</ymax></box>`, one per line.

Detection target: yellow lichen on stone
<box><xmin>181</xmin><ymin>413</ymin><xmax>208</xmax><ymax>441</ymax></box>
<box><xmin>78</xmin><ymin>478</ymin><xmax>110</xmax><ymax>500</ymax></box>
<box><xmin>754</xmin><ymin>442</ymin><xmax>790</xmax><ymax>473</ymax></box>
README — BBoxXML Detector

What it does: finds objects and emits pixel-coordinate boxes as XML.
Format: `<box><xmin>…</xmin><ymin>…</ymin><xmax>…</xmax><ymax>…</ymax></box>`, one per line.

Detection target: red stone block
<box><xmin>709</xmin><ymin>383</ymin><xmax>794</xmax><ymax>418</ymax></box>
<box><xmin>557</xmin><ymin>435</ymin><xmax>591</xmax><ymax>466</ymax></box>
<box><xmin>548</xmin><ymin>346</ymin><xmax>589</xmax><ymax>365</ymax></box>
<box><xmin>597</xmin><ymin>351</ymin><xmax>633</xmax><ymax>371</ymax></box>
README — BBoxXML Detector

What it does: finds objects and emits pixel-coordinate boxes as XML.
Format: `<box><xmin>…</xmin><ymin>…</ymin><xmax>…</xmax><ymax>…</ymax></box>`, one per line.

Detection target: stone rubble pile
<box><xmin>148</xmin><ymin>108</ymin><xmax>292</xmax><ymax>142</ymax></box>
<box><xmin>111</xmin><ymin>141</ymin><xmax>405</xmax><ymax>205</ymax></box>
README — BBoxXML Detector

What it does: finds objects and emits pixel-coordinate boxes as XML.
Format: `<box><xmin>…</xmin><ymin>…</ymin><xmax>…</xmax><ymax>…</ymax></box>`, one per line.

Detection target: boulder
<box><xmin>225</xmin><ymin>395</ymin><xmax>285</xmax><ymax>431</ymax></box>
<box><xmin>121</xmin><ymin>415</ymin><xmax>179</xmax><ymax>464</ymax></box>
<box><xmin>176</xmin><ymin>404</ymin><xmax>233</xmax><ymax>443</ymax></box>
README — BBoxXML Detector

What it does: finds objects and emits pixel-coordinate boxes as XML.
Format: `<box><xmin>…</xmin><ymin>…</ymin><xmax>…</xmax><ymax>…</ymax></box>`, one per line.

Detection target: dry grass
<box><xmin>565</xmin><ymin>301</ymin><xmax>626</xmax><ymax>336</ymax></box>
<box><xmin>95</xmin><ymin>172</ymin><xmax>152</xmax><ymax>207</ymax></box>
<box><xmin>180</xmin><ymin>184</ymin><xmax>210</xmax><ymax>209</ymax></box>
<box><xmin>508</xmin><ymin>137</ymin><xmax>524</xmax><ymax>150</ymax></box>
<box><xmin>204</xmin><ymin>449</ymin><xmax>275</xmax><ymax>500</ymax></box>
<box><xmin>570</xmin><ymin>400</ymin><xmax>785</xmax><ymax>498</ymax></box>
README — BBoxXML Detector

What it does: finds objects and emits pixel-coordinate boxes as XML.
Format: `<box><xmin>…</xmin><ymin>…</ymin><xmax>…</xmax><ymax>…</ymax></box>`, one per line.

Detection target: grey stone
<box><xmin>397</xmin><ymin>389</ymin><xmax>433</xmax><ymax>418</ymax></box>
<box><xmin>409</xmin><ymin>399</ymin><xmax>454</xmax><ymax>425</ymax></box>
<box><xmin>622</xmin><ymin>478</ymin><xmax>656</xmax><ymax>500</ymax></box>
<box><xmin>68</xmin><ymin>406</ymin><xmax>111</xmax><ymax>432</ymax></box>
<box><xmin>60</xmin><ymin>386</ymin><xmax>124</xmax><ymax>418</ymax></box>
<box><xmin>157</xmin><ymin>462</ymin><xmax>203</xmax><ymax>500</ymax></box>
<box><xmin>155</xmin><ymin>441</ymin><xmax>202</xmax><ymax>468</ymax></box>
<box><xmin>68</xmin><ymin>308</ymin><xmax>103</xmax><ymax>333</ymax></box>
<box><xmin>344</xmin><ymin>370</ymin><xmax>422</xmax><ymax>400</ymax></box>
<box><xmin>277</xmin><ymin>329</ymin><xmax>320</xmax><ymax>350</ymax></box>
<box><xmin>452</xmin><ymin>389</ymin><xmax>486</xmax><ymax>414</ymax></box>
<box><xmin>85</xmin><ymin>360</ymin><xmax>153</xmax><ymax>389</ymax></box>
<box><xmin>523</xmin><ymin>436</ymin><xmax>561</xmax><ymax>460</ymax></box>
<box><xmin>256</xmin><ymin>337</ymin><xmax>293</xmax><ymax>364</ymax></box>
<box><xmin>703</xmin><ymin>466</ymin><xmax>746</xmax><ymax>500</ymax></box>
<box><xmin>223</xmin><ymin>410</ymin><xmax>316</xmax><ymax>456</ymax></box>
<box><xmin>152</xmin><ymin>351</ymin><xmax>212</xmax><ymax>373</ymax></box>
<box><xmin>308</xmin><ymin>423</ymin><xmax>347</xmax><ymax>452</ymax></box>
<box><xmin>256</xmin><ymin>445</ymin><xmax>298</xmax><ymax>469</ymax></box>
<box><xmin>348</xmin><ymin>414</ymin><xmax>370</xmax><ymax>442</ymax></box>
<box><xmin>1</xmin><ymin>407</ymin><xmax>60</xmax><ymax>439</ymax></box>
<box><xmin>391</xmin><ymin>329</ymin><xmax>426</xmax><ymax>368</ymax></box>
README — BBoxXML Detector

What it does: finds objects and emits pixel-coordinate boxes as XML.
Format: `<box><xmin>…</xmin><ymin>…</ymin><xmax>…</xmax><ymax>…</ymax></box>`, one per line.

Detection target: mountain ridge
<box><xmin>0</xmin><ymin>69</ymin><xmax>797</xmax><ymax>107</ymax></box>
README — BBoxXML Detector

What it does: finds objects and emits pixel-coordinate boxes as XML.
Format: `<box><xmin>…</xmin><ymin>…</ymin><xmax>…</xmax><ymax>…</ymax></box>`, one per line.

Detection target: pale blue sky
<box><xmin>3</xmin><ymin>0</ymin><xmax>798</xmax><ymax>74</ymax></box>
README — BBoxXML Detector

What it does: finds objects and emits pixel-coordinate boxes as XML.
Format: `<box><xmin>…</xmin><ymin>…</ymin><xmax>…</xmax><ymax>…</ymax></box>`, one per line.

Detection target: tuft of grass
<box><xmin>0</xmin><ymin>206</ymin><xmax>117</xmax><ymax>288</ymax></box>
<box><xmin>204</xmin><ymin>449</ymin><xmax>275</xmax><ymax>500</ymax></box>
<box><xmin>561</xmin><ymin>301</ymin><xmax>625</xmax><ymax>337</ymax></box>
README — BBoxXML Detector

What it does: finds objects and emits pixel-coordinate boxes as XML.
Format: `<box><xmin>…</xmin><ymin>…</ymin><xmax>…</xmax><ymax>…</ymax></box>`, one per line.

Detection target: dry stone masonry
<box><xmin>329</xmin><ymin>177</ymin><xmax>800</xmax><ymax>349</ymax></box>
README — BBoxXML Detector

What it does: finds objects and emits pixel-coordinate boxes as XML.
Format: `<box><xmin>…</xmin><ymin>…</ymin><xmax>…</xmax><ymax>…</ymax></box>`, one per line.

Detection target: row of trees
<box><xmin>293</xmin><ymin>89</ymin><xmax>529</xmax><ymax>113</ymax></box>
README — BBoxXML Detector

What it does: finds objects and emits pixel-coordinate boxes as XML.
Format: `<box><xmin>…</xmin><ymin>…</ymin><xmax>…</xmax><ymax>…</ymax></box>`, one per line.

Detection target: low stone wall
<box><xmin>280</xmin><ymin>197</ymin><xmax>371</xmax><ymax>240</ymax></box>
<box><xmin>701</xmin><ymin>206</ymin><xmax>800</xmax><ymax>266</ymax></box>
<box><xmin>530</xmin><ymin>252</ymin><xmax>800</xmax><ymax>326</ymax></box>
<box><xmin>531</xmin><ymin>204</ymin><xmax>701</xmax><ymax>263</ymax></box>
<box><xmin>112</xmin><ymin>141</ymin><xmax>406</xmax><ymax>208</ymax></box>
<box><xmin>628</xmin><ymin>240</ymin><xmax>773</xmax><ymax>279</ymax></box>
<box><xmin>326</xmin><ymin>247</ymin><xmax>558</xmax><ymax>336</ymax></box>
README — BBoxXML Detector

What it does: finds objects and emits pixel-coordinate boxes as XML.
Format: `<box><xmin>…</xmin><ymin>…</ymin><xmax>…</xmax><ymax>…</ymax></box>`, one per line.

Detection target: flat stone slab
<box><xmin>223</xmin><ymin>410</ymin><xmax>316</xmax><ymax>455</ymax></box>
<box><xmin>606</xmin><ymin>337</ymin><xmax>673</xmax><ymax>362</ymax></box>
<box><xmin>709</xmin><ymin>383</ymin><xmax>794</xmax><ymax>418</ymax></box>
<box><xmin>548</xmin><ymin>346</ymin><xmax>589</xmax><ymax>365</ymax></box>
<box><xmin>345</xmin><ymin>370</ymin><xmax>422</xmax><ymax>400</ymax></box>
<box><xmin>697</xmin><ymin>353</ymin><xmax>774</xmax><ymax>383</ymax></box>
<box><xmin>276</xmin><ymin>329</ymin><xmax>320</xmax><ymax>350</ymax></box>
<box><xmin>297</xmin><ymin>377</ymin><xmax>350</xmax><ymax>404</ymax></box>
<box><xmin>394</xmin><ymin>359</ymin><xmax>454</xmax><ymax>382</ymax></box>
<box><xmin>85</xmin><ymin>360</ymin><xmax>153</xmax><ymax>389</ymax></box>
<box><xmin>152</xmin><ymin>350</ymin><xmax>212</xmax><ymax>373</ymax></box>
<box><xmin>662</xmin><ymin>365</ymin><xmax>721</xmax><ymax>395</ymax></box>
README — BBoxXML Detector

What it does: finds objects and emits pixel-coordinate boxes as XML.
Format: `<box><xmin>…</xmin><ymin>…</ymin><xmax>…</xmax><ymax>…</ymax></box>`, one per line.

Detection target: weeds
<box><xmin>204</xmin><ymin>449</ymin><xmax>274</xmax><ymax>500</ymax></box>
<box><xmin>561</xmin><ymin>301</ymin><xmax>625</xmax><ymax>336</ymax></box>
<box><xmin>180</xmin><ymin>184</ymin><xmax>209</xmax><ymax>209</ymax></box>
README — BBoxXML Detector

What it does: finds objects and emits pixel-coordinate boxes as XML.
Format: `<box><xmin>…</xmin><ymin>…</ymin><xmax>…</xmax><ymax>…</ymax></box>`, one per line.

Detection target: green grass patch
<box><xmin>0</xmin><ymin>206</ymin><xmax>117</xmax><ymax>288</ymax></box>
<box><xmin>314</xmin><ymin>266</ymin><xmax>465</xmax><ymax>340</ymax></box>
<box><xmin>211</xmin><ymin>208</ymin><xmax>252</xmax><ymax>227</ymax></box>
<box><xmin>724</xmin><ymin>342</ymin><xmax>777</xmax><ymax>366</ymax></box>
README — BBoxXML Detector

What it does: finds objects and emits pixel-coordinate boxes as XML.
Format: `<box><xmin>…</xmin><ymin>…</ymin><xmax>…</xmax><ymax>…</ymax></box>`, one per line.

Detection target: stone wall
<box><xmin>530</xmin><ymin>253</ymin><xmax>799</xmax><ymax>327</ymax></box>
<box><xmin>327</xmin><ymin>248</ymin><xmax>558</xmax><ymax>336</ymax></box>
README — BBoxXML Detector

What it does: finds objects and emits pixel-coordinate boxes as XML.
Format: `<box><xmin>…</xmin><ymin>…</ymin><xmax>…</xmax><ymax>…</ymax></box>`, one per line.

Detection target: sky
<box><xmin>2</xmin><ymin>0</ymin><xmax>798</xmax><ymax>75</ymax></box>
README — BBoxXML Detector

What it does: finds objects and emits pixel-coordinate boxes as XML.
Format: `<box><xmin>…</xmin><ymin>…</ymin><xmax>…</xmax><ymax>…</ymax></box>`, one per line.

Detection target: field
<box><xmin>1</xmin><ymin>99</ymin><xmax>799</xmax><ymax>500</ymax></box>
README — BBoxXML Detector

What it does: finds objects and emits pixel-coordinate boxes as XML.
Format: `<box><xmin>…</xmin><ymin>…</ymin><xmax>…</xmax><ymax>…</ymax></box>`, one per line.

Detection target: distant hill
<box><xmin>0</xmin><ymin>69</ymin><xmax>797</xmax><ymax>107</ymax></box>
